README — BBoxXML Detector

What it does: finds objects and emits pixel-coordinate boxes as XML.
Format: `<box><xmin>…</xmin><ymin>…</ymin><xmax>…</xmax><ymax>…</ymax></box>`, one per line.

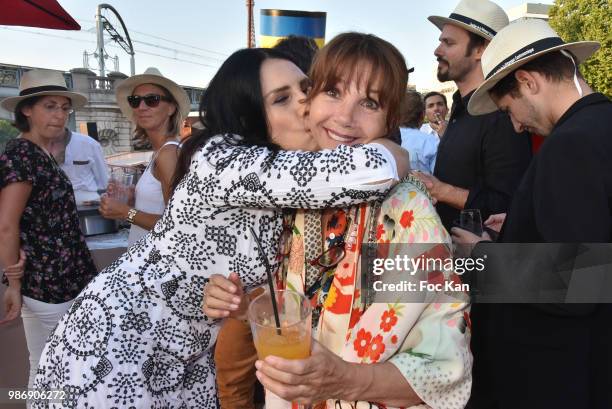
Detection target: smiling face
<box><xmin>260</xmin><ymin>58</ymin><xmax>315</xmax><ymax>151</ymax></box>
<box><xmin>21</xmin><ymin>95</ymin><xmax>71</xmax><ymax>140</ymax></box>
<box><xmin>130</xmin><ymin>83</ymin><xmax>176</xmax><ymax>133</ymax></box>
<box><xmin>304</xmin><ymin>33</ymin><xmax>408</xmax><ymax>150</ymax></box>
<box><xmin>307</xmin><ymin>65</ymin><xmax>389</xmax><ymax>150</ymax></box>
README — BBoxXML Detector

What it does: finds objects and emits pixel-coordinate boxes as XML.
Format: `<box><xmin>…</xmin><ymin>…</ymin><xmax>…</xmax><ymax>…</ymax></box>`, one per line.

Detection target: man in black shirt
<box><xmin>420</xmin><ymin>0</ymin><xmax>532</xmax><ymax>231</ymax></box>
<box><xmin>457</xmin><ymin>19</ymin><xmax>611</xmax><ymax>408</ymax></box>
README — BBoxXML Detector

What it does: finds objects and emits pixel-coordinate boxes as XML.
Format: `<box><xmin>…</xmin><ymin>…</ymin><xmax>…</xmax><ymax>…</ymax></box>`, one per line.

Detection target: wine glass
<box><xmin>459</xmin><ymin>209</ymin><xmax>483</xmax><ymax>236</ymax></box>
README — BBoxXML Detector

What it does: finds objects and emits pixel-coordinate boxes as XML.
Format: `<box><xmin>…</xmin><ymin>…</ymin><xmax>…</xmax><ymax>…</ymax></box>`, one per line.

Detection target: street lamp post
<box><xmin>247</xmin><ymin>0</ymin><xmax>255</xmax><ymax>48</ymax></box>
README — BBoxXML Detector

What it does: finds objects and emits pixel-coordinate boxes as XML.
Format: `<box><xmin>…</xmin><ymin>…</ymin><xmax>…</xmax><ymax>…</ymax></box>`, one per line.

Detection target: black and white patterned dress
<box><xmin>32</xmin><ymin>134</ymin><xmax>397</xmax><ymax>409</ymax></box>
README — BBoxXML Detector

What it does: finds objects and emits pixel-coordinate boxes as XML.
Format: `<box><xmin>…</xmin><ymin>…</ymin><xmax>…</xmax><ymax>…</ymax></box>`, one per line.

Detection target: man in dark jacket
<box><xmin>458</xmin><ymin>18</ymin><xmax>611</xmax><ymax>409</ymax></box>
<box><xmin>420</xmin><ymin>0</ymin><xmax>532</xmax><ymax>231</ymax></box>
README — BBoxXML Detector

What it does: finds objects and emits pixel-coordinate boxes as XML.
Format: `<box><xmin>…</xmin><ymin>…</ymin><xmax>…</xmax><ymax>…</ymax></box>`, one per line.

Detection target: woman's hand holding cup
<box><xmin>99</xmin><ymin>194</ymin><xmax>130</xmax><ymax>221</ymax></box>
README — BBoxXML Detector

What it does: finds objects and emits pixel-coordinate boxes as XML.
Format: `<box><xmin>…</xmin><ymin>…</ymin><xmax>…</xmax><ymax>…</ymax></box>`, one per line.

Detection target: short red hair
<box><xmin>306</xmin><ymin>32</ymin><xmax>409</xmax><ymax>132</ymax></box>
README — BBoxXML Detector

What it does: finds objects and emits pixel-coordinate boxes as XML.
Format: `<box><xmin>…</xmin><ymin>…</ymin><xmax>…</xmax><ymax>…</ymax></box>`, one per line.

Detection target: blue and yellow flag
<box><xmin>260</xmin><ymin>9</ymin><xmax>326</xmax><ymax>48</ymax></box>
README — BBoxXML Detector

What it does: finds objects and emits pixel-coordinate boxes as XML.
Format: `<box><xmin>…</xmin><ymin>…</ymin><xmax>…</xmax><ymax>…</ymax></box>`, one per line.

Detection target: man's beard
<box><xmin>437</xmin><ymin>59</ymin><xmax>451</xmax><ymax>82</ymax></box>
<box><xmin>437</xmin><ymin>57</ymin><xmax>473</xmax><ymax>83</ymax></box>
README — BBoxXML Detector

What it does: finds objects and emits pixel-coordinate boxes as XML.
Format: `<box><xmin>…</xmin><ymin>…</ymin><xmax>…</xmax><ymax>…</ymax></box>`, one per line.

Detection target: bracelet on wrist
<box><xmin>126</xmin><ymin>208</ymin><xmax>138</xmax><ymax>224</ymax></box>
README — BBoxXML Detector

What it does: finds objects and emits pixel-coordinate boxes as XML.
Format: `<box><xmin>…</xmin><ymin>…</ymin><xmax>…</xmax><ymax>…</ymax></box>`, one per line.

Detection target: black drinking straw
<box><xmin>249</xmin><ymin>227</ymin><xmax>282</xmax><ymax>335</ymax></box>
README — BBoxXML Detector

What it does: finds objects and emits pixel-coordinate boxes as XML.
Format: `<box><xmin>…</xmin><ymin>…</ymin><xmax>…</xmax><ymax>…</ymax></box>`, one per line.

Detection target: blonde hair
<box><xmin>132</xmin><ymin>84</ymin><xmax>184</xmax><ymax>147</ymax></box>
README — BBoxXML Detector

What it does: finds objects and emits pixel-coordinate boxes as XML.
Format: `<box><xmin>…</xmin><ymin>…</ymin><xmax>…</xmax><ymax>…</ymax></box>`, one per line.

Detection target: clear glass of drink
<box><xmin>108</xmin><ymin>167</ymin><xmax>135</xmax><ymax>204</ymax></box>
<box><xmin>248</xmin><ymin>289</ymin><xmax>312</xmax><ymax>360</ymax></box>
<box><xmin>460</xmin><ymin>209</ymin><xmax>484</xmax><ymax>236</ymax></box>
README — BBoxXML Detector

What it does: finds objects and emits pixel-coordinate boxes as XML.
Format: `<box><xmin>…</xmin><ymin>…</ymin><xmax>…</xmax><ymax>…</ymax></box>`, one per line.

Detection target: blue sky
<box><xmin>0</xmin><ymin>0</ymin><xmax>538</xmax><ymax>89</ymax></box>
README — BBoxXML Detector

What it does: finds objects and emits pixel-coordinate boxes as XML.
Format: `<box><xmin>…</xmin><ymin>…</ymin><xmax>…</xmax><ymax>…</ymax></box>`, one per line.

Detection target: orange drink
<box><xmin>248</xmin><ymin>290</ymin><xmax>312</xmax><ymax>360</ymax></box>
<box><xmin>253</xmin><ymin>324</ymin><xmax>311</xmax><ymax>359</ymax></box>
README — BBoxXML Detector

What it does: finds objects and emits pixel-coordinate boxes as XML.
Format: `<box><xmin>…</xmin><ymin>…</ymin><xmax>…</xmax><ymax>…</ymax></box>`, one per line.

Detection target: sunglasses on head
<box><xmin>127</xmin><ymin>94</ymin><xmax>172</xmax><ymax>108</ymax></box>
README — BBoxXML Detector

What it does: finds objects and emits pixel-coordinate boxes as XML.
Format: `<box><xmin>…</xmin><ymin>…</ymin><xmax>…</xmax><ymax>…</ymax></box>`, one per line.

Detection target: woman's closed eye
<box><xmin>273</xmin><ymin>94</ymin><xmax>289</xmax><ymax>104</ymax></box>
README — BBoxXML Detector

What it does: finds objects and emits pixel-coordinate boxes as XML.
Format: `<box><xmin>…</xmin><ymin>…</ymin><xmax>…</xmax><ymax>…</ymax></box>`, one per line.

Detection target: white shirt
<box><xmin>400</xmin><ymin>127</ymin><xmax>440</xmax><ymax>174</ymax></box>
<box><xmin>420</xmin><ymin>123</ymin><xmax>440</xmax><ymax>138</ymax></box>
<box><xmin>128</xmin><ymin>141</ymin><xmax>180</xmax><ymax>246</ymax></box>
<box><xmin>61</xmin><ymin>131</ymin><xmax>109</xmax><ymax>197</ymax></box>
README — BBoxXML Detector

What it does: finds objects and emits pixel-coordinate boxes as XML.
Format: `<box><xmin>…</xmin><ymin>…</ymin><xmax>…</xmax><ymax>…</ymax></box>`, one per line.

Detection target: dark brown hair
<box><xmin>172</xmin><ymin>48</ymin><xmax>292</xmax><ymax>190</ymax></box>
<box><xmin>423</xmin><ymin>91</ymin><xmax>447</xmax><ymax>108</ymax></box>
<box><xmin>13</xmin><ymin>96</ymin><xmax>43</xmax><ymax>132</ymax></box>
<box><xmin>400</xmin><ymin>90</ymin><xmax>425</xmax><ymax>129</ymax></box>
<box><xmin>273</xmin><ymin>35</ymin><xmax>319</xmax><ymax>74</ymax></box>
<box><xmin>490</xmin><ymin>51</ymin><xmax>579</xmax><ymax>100</ymax></box>
<box><xmin>306</xmin><ymin>32</ymin><xmax>409</xmax><ymax>132</ymax></box>
<box><xmin>466</xmin><ymin>31</ymin><xmax>487</xmax><ymax>57</ymax></box>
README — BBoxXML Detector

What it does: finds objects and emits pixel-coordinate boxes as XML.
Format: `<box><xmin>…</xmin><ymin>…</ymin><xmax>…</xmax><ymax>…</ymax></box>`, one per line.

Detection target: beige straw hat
<box><xmin>468</xmin><ymin>19</ymin><xmax>600</xmax><ymax>115</ymax></box>
<box><xmin>428</xmin><ymin>0</ymin><xmax>509</xmax><ymax>40</ymax></box>
<box><xmin>115</xmin><ymin>67</ymin><xmax>191</xmax><ymax>119</ymax></box>
<box><xmin>1</xmin><ymin>69</ymin><xmax>88</xmax><ymax>112</ymax></box>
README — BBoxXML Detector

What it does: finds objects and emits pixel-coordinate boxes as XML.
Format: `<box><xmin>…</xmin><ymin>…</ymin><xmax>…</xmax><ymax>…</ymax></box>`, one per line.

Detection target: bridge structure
<box><xmin>0</xmin><ymin>63</ymin><xmax>204</xmax><ymax>155</ymax></box>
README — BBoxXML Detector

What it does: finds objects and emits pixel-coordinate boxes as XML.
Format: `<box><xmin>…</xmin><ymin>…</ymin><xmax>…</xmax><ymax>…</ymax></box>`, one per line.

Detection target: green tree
<box><xmin>549</xmin><ymin>0</ymin><xmax>612</xmax><ymax>98</ymax></box>
<box><xmin>0</xmin><ymin>119</ymin><xmax>19</xmax><ymax>154</ymax></box>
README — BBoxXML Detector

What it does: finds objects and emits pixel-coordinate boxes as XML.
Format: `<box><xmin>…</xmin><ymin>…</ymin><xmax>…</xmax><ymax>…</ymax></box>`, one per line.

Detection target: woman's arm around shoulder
<box><xmin>196</xmin><ymin>134</ymin><xmax>408</xmax><ymax>209</ymax></box>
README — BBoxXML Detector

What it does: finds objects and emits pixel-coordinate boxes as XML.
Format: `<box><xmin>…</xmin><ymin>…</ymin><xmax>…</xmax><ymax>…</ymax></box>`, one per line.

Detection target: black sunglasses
<box><xmin>127</xmin><ymin>94</ymin><xmax>172</xmax><ymax>108</ymax></box>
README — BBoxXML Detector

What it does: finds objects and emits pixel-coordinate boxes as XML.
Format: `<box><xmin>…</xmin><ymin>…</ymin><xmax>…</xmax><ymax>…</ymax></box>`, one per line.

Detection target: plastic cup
<box><xmin>108</xmin><ymin>167</ymin><xmax>136</xmax><ymax>204</ymax></box>
<box><xmin>248</xmin><ymin>289</ymin><xmax>312</xmax><ymax>360</ymax></box>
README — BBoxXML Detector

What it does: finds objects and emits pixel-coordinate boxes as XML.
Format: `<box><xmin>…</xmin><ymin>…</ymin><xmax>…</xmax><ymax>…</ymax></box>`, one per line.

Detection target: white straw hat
<box><xmin>428</xmin><ymin>0</ymin><xmax>509</xmax><ymax>40</ymax></box>
<box><xmin>115</xmin><ymin>67</ymin><xmax>191</xmax><ymax>119</ymax></box>
<box><xmin>468</xmin><ymin>19</ymin><xmax>600</xmax><ymax>115</ymax></box>
<box><xmin>1</xmin><ymin>69</ymin><xmax>88</xmax><ymax>112</ymax></box>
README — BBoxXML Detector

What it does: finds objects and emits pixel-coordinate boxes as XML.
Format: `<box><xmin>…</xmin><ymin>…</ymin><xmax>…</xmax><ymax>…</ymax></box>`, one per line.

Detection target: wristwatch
<box><xmin>126</xmin><ymin>208</ymin><xmax>138</xmax><ymax>224</ymax></box>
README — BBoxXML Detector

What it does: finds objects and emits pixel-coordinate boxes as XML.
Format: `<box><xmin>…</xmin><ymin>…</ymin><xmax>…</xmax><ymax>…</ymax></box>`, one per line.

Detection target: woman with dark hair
<box><xmin>205</xmin><ymin>33</ymin><xmax>472</xmax><ymax>409</ymax></box>
<box><xmin>0</xmin><ymin>69</ymin><xmax>97</xmax><ymax>396</ymax></box>
<box><xmin>100</xmin><ymin>68</ymin><xmax>190</xmax><ymax>246</ymax></box>
<box><xmin>32</xmin><ymin>47</ymin><xmax>408</xmax><ymax>408</ymax></box>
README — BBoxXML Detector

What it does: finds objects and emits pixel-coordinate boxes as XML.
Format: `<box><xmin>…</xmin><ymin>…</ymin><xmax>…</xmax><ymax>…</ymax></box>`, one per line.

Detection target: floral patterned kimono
<box><xmin>274</xmin><ymin>175</ymin><xmax>472</xmax><ymax>409</ymax></box>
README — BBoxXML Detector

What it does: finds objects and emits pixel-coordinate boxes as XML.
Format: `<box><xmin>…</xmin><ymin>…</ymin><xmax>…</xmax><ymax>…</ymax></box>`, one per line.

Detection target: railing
<box><xmin>0</xmin><ymin>67</ymin><xmax>19</xmax><ymax>88</ymax></box>
<box><xmin>0</xmin><ymin>68</ymin><xmax>71</xmax><ymax>89</ymax></box>
<box><xmin>183</xmin><ymin>87</ymin><xmax>205</xmax><ymax>109</ymax></box>
<box><xmin>89</xmin><ymin>77</ymin><xmax>115</xmax><ymax>92</ymax></box>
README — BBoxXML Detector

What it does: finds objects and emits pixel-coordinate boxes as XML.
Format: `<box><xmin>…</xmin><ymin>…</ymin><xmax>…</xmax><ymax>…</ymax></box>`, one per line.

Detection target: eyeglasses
<box><xmin>305</xmin><ymin>241</ymin><xmax>346</xmax><ymax>299</ymax></box>
<box><xmin>312</xmin><ymin>242</ymin><xmax>345</xmax><ymax>268</ymax></box>
<box><xmin>39</xmin><ymin>104</ymin><xmax>74</xmax><ymax>115</ymax></box>
<box><xmin>127</xmin><ymin>94</ymin><xmax>172</xmax><ymax>108</ymax></box>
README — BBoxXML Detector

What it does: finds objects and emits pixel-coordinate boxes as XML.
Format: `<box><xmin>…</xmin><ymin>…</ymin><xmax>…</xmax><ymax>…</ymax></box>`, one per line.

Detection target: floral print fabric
<box><xmin>280</xmin><ymin>176</ymin><xmax>472</xmax><ymax>409</ymax></box>
<box><xmin>0</xmin><ymin>138</ymin><xmax>97</xmax><ymax>303</ymax></box>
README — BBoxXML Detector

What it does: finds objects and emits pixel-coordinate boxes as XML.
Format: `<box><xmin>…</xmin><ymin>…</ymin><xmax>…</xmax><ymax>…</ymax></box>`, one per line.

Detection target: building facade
<box><xmin>0</xmin><ymin>63</ymin><xmax>203</xmax><ymax>155</ymax></box>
